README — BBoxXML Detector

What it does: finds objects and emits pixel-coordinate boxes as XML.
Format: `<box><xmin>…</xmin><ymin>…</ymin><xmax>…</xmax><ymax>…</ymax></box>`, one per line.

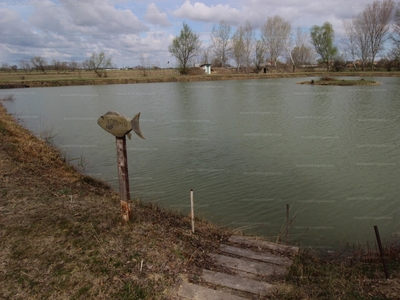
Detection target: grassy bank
<box><xmin>1</xmin><ymin>69</ymin><xmax>399</xmax><ymax>88</ymax></box>
<box><xmin>1</xmin><ymin>99</ymin><xmax>400</xmax><ymax>299</ymax></box>
<box><xmin>0</xmin><ymin>102</ymin><xmax>231</xmax><ymax>299</ymax></box>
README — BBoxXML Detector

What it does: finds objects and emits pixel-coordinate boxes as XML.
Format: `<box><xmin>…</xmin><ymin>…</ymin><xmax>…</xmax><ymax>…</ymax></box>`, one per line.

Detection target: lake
<box><xmin>2</xmin><ymin>76</ymin><xmax>400</xmax><ymax>249</ymax></box>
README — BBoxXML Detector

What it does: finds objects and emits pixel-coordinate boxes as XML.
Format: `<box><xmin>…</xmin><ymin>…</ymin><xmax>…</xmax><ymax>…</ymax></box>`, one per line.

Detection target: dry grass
<box><xmin>275</xmin><ymin>243</ymin><xmax>400</xmax><ymax>300</ymax></box>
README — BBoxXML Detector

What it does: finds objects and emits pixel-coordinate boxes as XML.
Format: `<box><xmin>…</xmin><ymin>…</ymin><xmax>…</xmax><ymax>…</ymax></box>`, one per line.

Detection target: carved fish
<box><xmin>97</xmin><ymin>111</ymin><xmax>145</xmax><ymax>139</ymax></box>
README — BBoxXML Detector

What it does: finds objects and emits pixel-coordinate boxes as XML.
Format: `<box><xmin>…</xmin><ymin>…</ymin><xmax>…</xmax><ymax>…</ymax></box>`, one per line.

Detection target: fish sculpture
<box><xmin>97</xmin><ymin>111</ymin><xmax>145</xmax><ymax>139</ymax></box>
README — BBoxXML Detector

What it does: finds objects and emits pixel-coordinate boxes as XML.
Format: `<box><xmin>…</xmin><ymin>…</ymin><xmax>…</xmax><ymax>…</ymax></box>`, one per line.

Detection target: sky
<box><xmin>0</xmin><ymin>0</ymin><xmax>393</xmax><ymax>68</ymax></box>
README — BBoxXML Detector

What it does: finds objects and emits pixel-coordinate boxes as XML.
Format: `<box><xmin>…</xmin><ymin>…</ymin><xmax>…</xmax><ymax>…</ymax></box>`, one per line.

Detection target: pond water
<box><xmin>2</xmin><ymin>76</ymin><xmax>400</xmax><ymax>249</ymax></box>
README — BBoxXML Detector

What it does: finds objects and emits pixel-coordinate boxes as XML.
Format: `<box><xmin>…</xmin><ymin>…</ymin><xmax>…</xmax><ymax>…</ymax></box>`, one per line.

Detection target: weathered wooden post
<box><xmin>97</xmin><ymin>111</ymin><xmax>145</xmax><ymax>222</ymax></box>
<box><xmin>190</xmin><ymin>189</ymin><xmax>195</xmax><ymax>233</ymax></box>
<box><xmin>374</xmin><ymin>225</ymin><xmax>390</xmax><ymax>279</ymax></box>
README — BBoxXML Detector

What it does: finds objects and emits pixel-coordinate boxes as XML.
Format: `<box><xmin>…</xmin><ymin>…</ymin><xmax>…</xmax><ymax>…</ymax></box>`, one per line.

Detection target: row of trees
<box><xmin>169</xmin><ymin>0</ymin><xmax>400</xmax><ymax>73</ymax></box>
<box><xmin>342</xmin><ymin>0</ymin><xmax>397</xmax><ymax>71</ymax></box>
<box><xmin>1</xmin><ymin>52</ymin><xmax>114</xmax><ymax>77</ymax></box>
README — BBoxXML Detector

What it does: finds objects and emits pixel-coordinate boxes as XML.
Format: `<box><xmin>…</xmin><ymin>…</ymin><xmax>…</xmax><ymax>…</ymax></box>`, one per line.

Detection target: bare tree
<box><xmin>231</xmin><ymin>26</ymin><xmax>245</xmax><ymax>73</ymax></box>
<box><xmin>287</xmin><ymin>27</ymin><xmax>314</xmax><ymax>72</ymax></box>
<box><xmin>68</xmin><ymin>61</ymin><xmax>80</xmax><ymax>71</ymax></box>
<box><xmin>342</xmin><ymin>20</ymin><xmax>359</xmax><ymax>70</ymax></box>
<box><xmin>30</xmin><ymin>56</ymin><xmax>47</xmax><ymax>73</ymax></box>
<box><xmin>1</xmin><ymin>63</ymin><xmax>11</xmax><ymax>73</ymax></box>
<box><xmin>139</xmin><ymin>52</ymin><xmax>148</xmax><ymax>76</ymax></box>
<box><xmin>361</xmin><ymin>0</ymin><xmax>395</xmax><ymax>70</ymax></box>
<box><xmin>253</xmin><ymin>40</ymin><xmax>266</xmax><ymax>70</ymax></box>
<box><xmin>19</xmin><ymin>59</ymin><xmax>31</xmax><ymax>74</ymax></box>
<box><xmin>242</xmin><ymin>21</ymin><xmax>256</xmax><ymax>72</ymax></box>
<box><xmin>82</xmin><ymin>51</ymin><xmax>113</xmax><ymax>77</ymax></box>
<box><xmin>168</xmin><ymin>22</ymin><xmax>201</xmax><ymax>74</ymax></box>
<box><xmin>210</xmin><ymin>21</ymin><xmax>232</xmax><ymax>67</ymax></box>
<box><xmin>261</xmin><ymin>15</ymin><xmax>291</xmax><ymax>67</ymax></box>
<box><xmin>200</xmin><ymin>46</ymin><xmax>211</xmax><ymax>64</ymax></box>
<box><xmin>342</xmin><ymin>18</ymin><xmax>371</xmax><ymax>71</ymax></box>
<box><xmin>52</xmin><ymin>59</ymin><xmax>68</xmax><ymax>74</ymax></box>
<box><xmin>391</xmin><ymin>3</ymin><xmax>400</xmax><ymax>55</ymax></box>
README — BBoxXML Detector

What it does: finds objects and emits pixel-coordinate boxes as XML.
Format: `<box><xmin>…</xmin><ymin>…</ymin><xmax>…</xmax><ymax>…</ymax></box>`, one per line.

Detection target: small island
<box><xmin>298</xmin><ymin>77</ymin><xmax>381</xmax><ymax>86</ymax></box>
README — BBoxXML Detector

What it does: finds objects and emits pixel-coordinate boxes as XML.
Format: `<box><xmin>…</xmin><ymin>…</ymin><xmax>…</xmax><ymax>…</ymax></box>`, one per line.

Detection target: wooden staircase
<box><xmin>176</xmin><ymin>235</ymin><xmax>299</xmax><ymax>299</ymax></box>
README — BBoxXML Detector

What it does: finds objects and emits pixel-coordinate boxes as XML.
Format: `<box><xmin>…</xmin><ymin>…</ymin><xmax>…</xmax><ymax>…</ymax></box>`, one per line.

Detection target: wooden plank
<box><xmin>229</xmin><ymin>236</ymin><xmax>299</xmax><ymax>255</ymax></box>
<box><xmin>177</xmin><ymin>281</ymin><xmax>248</xmax><ymax>300</ymax></box>
<box><xmin>220</xmin><ymin>244</ymin><xmax>291</xmax><ymax>266</ymax></box>
<box><xmin>201</xmin><ymin>269</ymin><xmax>273</xmax><ymax>296</ymax></box>
<box><xmin>209</xmin><ymin>254</ymin><xmax>286</xmax><ymax>277</ymax></box>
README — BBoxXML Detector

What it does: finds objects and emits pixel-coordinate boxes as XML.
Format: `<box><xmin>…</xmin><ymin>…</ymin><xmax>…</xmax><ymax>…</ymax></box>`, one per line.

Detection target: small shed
<box><xmin>200</xmin><ymin>64</ymin><xmax>212</xmax><ymax>75</ymax></box>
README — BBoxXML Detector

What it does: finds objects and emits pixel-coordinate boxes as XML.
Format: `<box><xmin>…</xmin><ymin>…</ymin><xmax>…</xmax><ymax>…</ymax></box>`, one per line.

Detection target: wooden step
<box><xmin>201</xmin><ymin>269</ymin><xmax>273</xmax><ymax>296</ymax></box>
<box><xmin>229</xmin><ymin>235</ymin><xmax>299</xmax><ymax>255</ymax></box>
<box><xmin>177</xmin><ymin>280</ymin><xmax>249</xmax><ymax>300</ymax></box>
<box><xmin>220</xmin><ymin>244</ymin><xmax>291</xmax><ymax>266</ymax></box>
<box><xmin>209</xmin><ymin>253</ymin><xmax>287</xmax><ymax>277</ymax></box>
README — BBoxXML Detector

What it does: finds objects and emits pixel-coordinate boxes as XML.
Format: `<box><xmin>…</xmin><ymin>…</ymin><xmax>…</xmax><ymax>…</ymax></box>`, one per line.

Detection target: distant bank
<box><xmin>1</xmin><ymin>70</ymin><xmax>399</xmax><ymax>88</ymax></box>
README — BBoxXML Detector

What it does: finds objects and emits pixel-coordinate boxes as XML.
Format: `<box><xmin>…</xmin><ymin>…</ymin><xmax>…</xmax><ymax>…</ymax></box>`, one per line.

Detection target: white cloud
<box><xmin>145</xmin><ymin>3</ymin><xmax>172</xmax><ymax>27</ymax></box>
<box><xmin>173</xmin><ymin>1</ymin><xmax>241</xmax><ymax>24</ymax></box>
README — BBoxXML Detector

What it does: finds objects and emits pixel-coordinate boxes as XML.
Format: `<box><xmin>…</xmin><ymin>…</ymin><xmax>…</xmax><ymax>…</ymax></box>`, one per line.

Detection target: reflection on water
<box><xmin>2</xmin><ymin>77</ymin><xmax>400</xmax><ymax>248</ymax></box>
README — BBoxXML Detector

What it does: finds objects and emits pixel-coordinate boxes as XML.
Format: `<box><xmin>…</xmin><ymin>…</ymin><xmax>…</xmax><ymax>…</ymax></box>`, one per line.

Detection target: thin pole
<box><xmin>116</xmin><ymin>136</ymin><xmax>131</xmax><ymax>221</ymax></box>
<box><xmin>190</xmin><ymin>189</ymin><xmax>194</xmax><ymax>233</ymax></box>
<box><xmin>374</xmin><ymin>225</ymin><xmax>389</xmax><ymax>279</ymax></box>
<box><xmin>286</xmin><ymin>204</ymin><xmax>290</xmax><ymax>243</ymax></box>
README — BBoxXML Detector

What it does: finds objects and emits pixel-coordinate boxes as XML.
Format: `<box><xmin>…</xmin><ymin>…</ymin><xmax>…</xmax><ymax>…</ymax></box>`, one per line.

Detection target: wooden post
<box><xmin>116</xmin><ymin>136</ymin><xmax>131</xmax><ymax>221</ymax></box>
<box><xmin>190</xmin><ymin>189</ymin><xmax>194</xmax><ymax>233</ymax></box>
<box><xmin>374</xmin><ymin>225</ymin><xmax>390</xmax><ymax>279</ymax></box>
<box><xmin>286</xmin><ymin>204</ymin><xmax>290</xmax><ymax>243</ymax></box>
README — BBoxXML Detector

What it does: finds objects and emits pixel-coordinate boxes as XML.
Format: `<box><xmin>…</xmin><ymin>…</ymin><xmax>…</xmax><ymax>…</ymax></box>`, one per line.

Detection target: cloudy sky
<box><xmin>0</xmin><ymin>0</ymin><xmax>388</xmax><ymax>68</ymax></box>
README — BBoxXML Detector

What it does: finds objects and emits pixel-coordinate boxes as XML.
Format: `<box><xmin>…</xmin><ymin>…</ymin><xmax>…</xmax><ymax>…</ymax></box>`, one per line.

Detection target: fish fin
<box><xmin>127</xmin><ymin>133</ymin><xmax>132</xmax><ymax>140</ymax></box>
<box><xmin>131</xmin><ymin>112</ymin><xmax>145</xmax><ymax>139</ymax></box>
<box><xmin>104</xmin><ymin>111</ymin><xmax>120</xmax><ymax>116</ymax></box>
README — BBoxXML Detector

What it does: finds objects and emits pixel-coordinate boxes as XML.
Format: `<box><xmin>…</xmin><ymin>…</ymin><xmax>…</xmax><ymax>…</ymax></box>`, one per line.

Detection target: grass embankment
<box><xmin>1</xmin><ymin>69</ymin><xmax>399</xmax><ymax>88</ymax></box>
<box><xmin>298</xmin><ymin>76</ymin><xmax>381</xmax><ymax>86</ymax></box>
<box><xmin>1</xmin><ymin>99</ymin><xmax>400</xmax><ymax>299</ymax></box>
<box><xmin>0</xmin><ymin>102</ymin><xmax>230</xmax><ymax>299</ymax></box>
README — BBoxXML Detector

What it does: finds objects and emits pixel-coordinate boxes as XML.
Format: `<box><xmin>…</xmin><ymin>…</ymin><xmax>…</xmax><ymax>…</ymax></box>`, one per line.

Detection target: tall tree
<box><xmin>287</xmin><ymin>27</ymin><xmax>314</xmax><ymax>72</ymax></box>
<box><xmin>361</xmin><ymin>0</ymin><xmax>395</xmax><ymax>70</ymax></box>
<box><xmin>261</xmin><ymin>15</ymin><xmax>291</xmax><ymax>67</ymax></box>
<box><xmin>342</xmin><ymin>20</ymin><xmax>359</xmax><ymax>70</ymax></box>
<box><xmin>310</xmin><ymin>22</ymin><xmax>338</xmax><ymax>71</ymax></box>
<box><xmin>168</xmin><ymin>22</ymin><xmax>201</xmax><ymax>74</ymax></box>
<box><xmin>342</xmin><ymin>18</ymin><xmax>371</xmax><ymax>71</ymax></box>
<box><xmin>82</xmin><ymin>51</ymin><xmax>113</xmax><ymax>77</ymax></box>
<box><xmin>231</xmin><ymin>26</ymin><xmax>245</xmax><ymax>73</ymax></box>
<box><xmin>242</xmin><ymin>21</ymin><xmax>256</xmax><ymax>72</ymax></box>
<box><xmin>210</xmin><ymin>21</ymin><xmax>232</xmax><ymax>67</ymax></box>
<box><xmin>253</xmin><ymin>40</ymin><xmax>266</xmax><ymax>70</ymax></box>
<box><xmin>390</xmin><ymin>2</ymin><xmax>400</xmax><ymax>57</ymax></box>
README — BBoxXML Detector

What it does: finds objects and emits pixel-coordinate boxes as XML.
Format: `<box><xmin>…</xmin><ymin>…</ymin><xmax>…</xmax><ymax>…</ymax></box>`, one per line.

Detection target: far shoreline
<box><xmin>1</xmin><ymin>70</ymin><xmax>400</xmax><ymax>89</ymax></box>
